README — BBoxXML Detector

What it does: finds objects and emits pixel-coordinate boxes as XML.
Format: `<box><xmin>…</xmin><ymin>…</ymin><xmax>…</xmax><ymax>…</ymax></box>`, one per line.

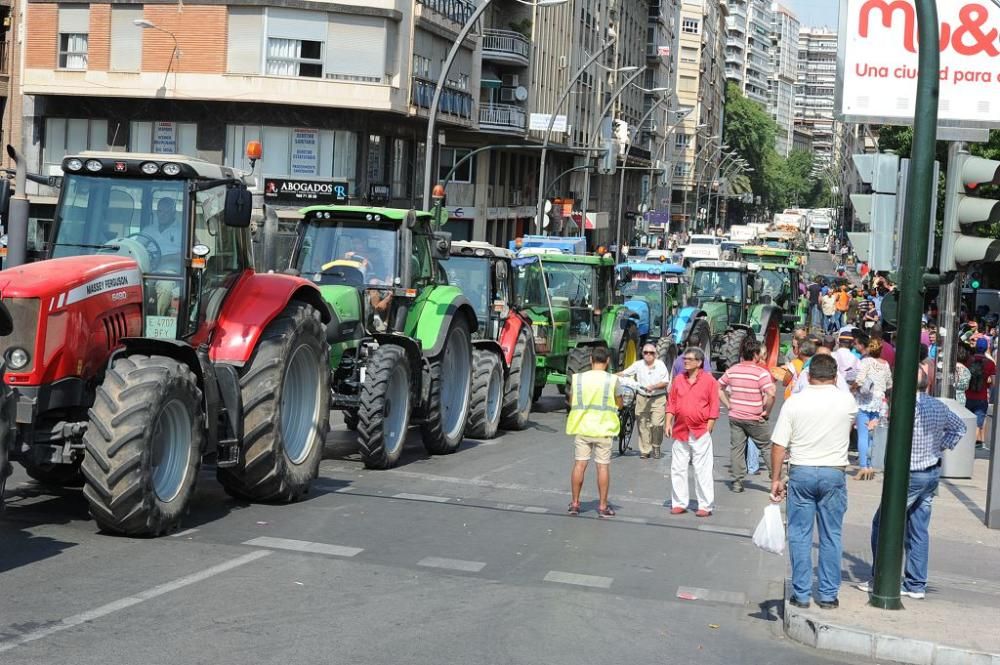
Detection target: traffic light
<box><xmin>850</xmin><ymin>153</ymin><xmax>900</xmax><ymax>271</ymax></box>
<box><xmin>940</xmin><ymin>151</ymin><xmax>1000</xmax><ymax>273</ymax></box>
<box><xmin>970</xmin><ymin>270</ymin><xmax>983</xmax><ymax>290</ymax></box>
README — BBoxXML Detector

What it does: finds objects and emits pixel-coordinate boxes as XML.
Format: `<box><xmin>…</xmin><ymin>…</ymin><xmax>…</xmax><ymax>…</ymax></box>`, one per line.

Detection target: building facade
<box><xmin>795</xmin><ymin>26</ymin><xmax>837</xmax><ymax>170</ymax></box>
<box><xmin>724</xmin><ymin>0</ymin><xmax>769</xmax><ymax>108</ymax></box>
<box><xmin>767</xmin><ymin>2</ymin><xmax>797</xmax><ymax>157</ymax></box>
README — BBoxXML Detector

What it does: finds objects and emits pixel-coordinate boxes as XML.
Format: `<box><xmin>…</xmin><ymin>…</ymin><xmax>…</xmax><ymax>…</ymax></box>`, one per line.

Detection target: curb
<box><xmin>782</xmin><ymin>583</ymin><xmax>1000</xmax><ymax>665</ymax></box>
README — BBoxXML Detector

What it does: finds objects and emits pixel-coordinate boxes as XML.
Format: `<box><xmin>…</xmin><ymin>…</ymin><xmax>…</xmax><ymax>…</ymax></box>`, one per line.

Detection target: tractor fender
<box><xmin>210</xmin><ymin>273</ymin><xmax>332</xmax><ymax>365</ymax></box>
<box><xmin>603</xmin><ymin>306</ymin><xmax>638</xmax><ymax>357</ymax></box>
<box><xmin>408</xmin><ymin>288</ymin><xmax>478</xmax><ymax>358</ymax></box>
<box><xmin>372</xmin><ymin>333</ymin><xmax>423</xmax><ymax>402</ymax></box>
<box><xmin>498</xmin><ymin>312</ymin><xmax>530</xmax><ymax>367</ymax></box>
<box><xmin>673</xmin><ymin>306</ymin><xmax>707</xmax><ymax>346</ymax></box>
<box><xmin>472</xmin><ymin>338</ymin><xmax>508</xmax><ymax>374</ymax></box>
<box><xmin>623</xmin><ymin>299</ymin><xmax>651</xmax><ymax>339</ymax></box>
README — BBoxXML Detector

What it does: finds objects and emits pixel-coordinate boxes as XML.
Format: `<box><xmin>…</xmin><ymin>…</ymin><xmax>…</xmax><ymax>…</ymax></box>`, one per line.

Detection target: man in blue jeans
<box><xmin>770</xmin><ymin>354</ymin><xmax>858</xmax><ymax>609</ymax></box>
<box><xmin>857</xmin><ymin>368</ymin><xmax>965</xmax><ymax>599</ymax></box>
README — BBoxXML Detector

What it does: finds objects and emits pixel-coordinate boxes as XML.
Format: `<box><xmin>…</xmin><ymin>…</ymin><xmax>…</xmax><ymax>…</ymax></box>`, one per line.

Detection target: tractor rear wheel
<box><xmin>343</xmin><ymin>410</ymin><xmax>359</xmax><ymax>431</ymax></box>
<box><xmin>467</xmin><ymin>349</ymin><xmax>503</xmax><ymax>439</ymax></box>
<box><xmin>0</xmin><ymin>387</ymin><xmax>11</xmax><ymax>499</ymax></box>
<box><xmin>500</xmin><ymin>328</ymin><xmax>535</xmax><ymax>431</ymax></box>
<box><xmin>357</xmin><ymin>345</ymin><xmax>411</xmax><ymax>469</ymax></box>
<box><xmin>82</xmin><ymin>355</ymin><xmax>202</xmax><ymax>536</ymax></box>
<box><xmin>21</xmin><ymin>459</ymin><xmax>84</xmax><ymax>487</ymax></box>
<box><xmin>218</xmin><ymin>302</ymin><xmax>329</xmax><ymax>502</ymax></box>
<box><xmin>656</xmin><ymin>337</ymin><xmax>678</xmax><ymax>381</ymax></box>
<box><xmin>421</xmin><ymin>318</ymin><xmax>472</xmax><ymax>455</ymax></box>
<box><xmin>565</xmin><ymin>347</ymin><xmax>592</xmax><ymax>409</ymax></box>
<box><xmin>687</xmin><ymin>318</ymin><xmax>713</xmax><ymax>371</ymax></box>
<box><xmin>719</xmin><ymin>329</ymin><xmax>752</xmax><ymax>373</ymax></box>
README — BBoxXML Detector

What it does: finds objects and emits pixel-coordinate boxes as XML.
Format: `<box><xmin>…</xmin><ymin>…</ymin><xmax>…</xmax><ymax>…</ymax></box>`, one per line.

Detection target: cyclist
<box><xmin>618</xmin><ymin>343</ymin><xmax>670</xmax><ymax>459</ymax></box>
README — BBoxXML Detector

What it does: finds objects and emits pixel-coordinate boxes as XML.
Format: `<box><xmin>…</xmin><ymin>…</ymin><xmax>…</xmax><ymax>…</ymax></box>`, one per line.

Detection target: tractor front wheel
<box><xmin>687</xmin><ymin>318</ymin><xmax>713</xmax><ymax>371</ymax></box>
<box><xmin>343</xmin><ymin>410</ymin><xmax>359</xmax><ymax>431</ymax></box>
<box><xmin>565</xmin><ymin>347</ymin><xmax>592</xmax><ymax>409</ymax></box>
<box><xmin>500</xmin><ymin>328</ymin><xmax>535</xmax><ymax>431</ymax></box>
<box><xmin>357</xmin><ymin>345</ymin><xmax>411</xmax><ymax>469</ymax></box>
<box><xmin>656</xmin><ymin>337</ymin><xmax>678</xmax><ymax>381</ymax></box>
<box><xmin>616</xmin><ymin>324</ymin><xmax>640</xmax><ymax>372</ymax></box>
<box><xmin>718</xmin><ymin>329</ymin><xmax>752</xmax><ymax>373</ymax></box>
<box><xmin>421</xmin><ymin>318</ymin><xmax>473</xmax><ymax>455</ymax></box>
<box><xmin>82</xmin><ymin>355</ymin><xmax>202</xmax><ymax>536</ymax></box>
<box><xmin>467</xmin><ymin>349</ymin><xmax>503</xmax><ymax>439</ymax></box>
<box><xmin>218</xmin><ymin>302</ymin><xmax>329</xmax><ymax>502</ymax></box>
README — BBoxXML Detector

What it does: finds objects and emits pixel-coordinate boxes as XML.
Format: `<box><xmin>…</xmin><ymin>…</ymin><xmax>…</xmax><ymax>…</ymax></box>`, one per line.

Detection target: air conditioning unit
<box><xmin>501</xmin><ymin>74</ymin><xmax>519</xmax><ymax>87</ymax></box>
<box><xmin>500</xmin><ymin>87</ymin><xmax>516</xmax><ymax>102</ymax></box>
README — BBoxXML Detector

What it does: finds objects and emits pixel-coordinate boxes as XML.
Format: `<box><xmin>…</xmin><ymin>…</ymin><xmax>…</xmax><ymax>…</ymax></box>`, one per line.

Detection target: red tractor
<box><xmin>0</xmin><ymin>148</ymin><xmax>332</xmax><ymax>536</ymax></box>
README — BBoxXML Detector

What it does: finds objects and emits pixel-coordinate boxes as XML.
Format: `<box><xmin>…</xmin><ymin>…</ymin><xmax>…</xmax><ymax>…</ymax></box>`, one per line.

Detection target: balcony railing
<box><xmin>0</xmin><ymin>42</ymin><xmax>8</xmax><ymax>75</ymax></box>
<box><xmin>479</xmin><ymin>103</ymin><xmax>527</xmax><ymax>133</ymax></box>
<box><xmin>482</xmin><ymin>29</ymin><xmax>530</xmax><ymax>64</ymax></box>
<box><xmin>412</xmin><ymin>77</ymin><xmax>474</xmax><ymax>120</ymax></box>
<box><xmin>416</xmin><ymin>0</ymin><xmax>475</xmax><ymax>25</ymax></box>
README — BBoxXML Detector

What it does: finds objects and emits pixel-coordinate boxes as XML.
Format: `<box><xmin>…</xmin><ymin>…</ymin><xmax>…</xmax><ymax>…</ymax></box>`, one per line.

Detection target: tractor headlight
<box><xmin>65</xmin><ymin>158</ymin><xmax>83</xmax><ymax>172</ymax></box>
<box><xmin>140</xmin><ymin>162</ymin><xmax>160</xmax><ymax>175</ymax></box>
<box><xmin>85</xmin><ymin>159</ymin><xmax>103</xmax><ymax>172</ymax></box>
<box><xmin>162</xmin><ymin>163</ymin><xmax>181</xmax><ymax>176</ymax></box>
<box><xmin>7</xmin><ymin>347</ymin><xmax>29</xmax><ymax>370</ymax></box>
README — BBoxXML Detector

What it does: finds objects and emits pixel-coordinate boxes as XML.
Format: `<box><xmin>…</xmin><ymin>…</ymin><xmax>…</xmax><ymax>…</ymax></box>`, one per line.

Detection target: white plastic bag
<box><xmin>752</xmin><ymin>504</ymin><xmax>785</xmax><ymax>555</ymax></box>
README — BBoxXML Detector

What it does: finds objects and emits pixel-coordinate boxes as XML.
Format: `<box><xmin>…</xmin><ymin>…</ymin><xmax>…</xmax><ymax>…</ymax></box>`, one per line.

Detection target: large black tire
<box><xmin>82</xmin><ymin>355</ymin><xmax>202</xmax><ymax>536</ymax></box>
<box><xmin>343</xmin><ymin>410</ymin><xmax>359</xmax><ymax>431</ymax></box>
<box><xmin>467</xmin><ymin>349</ymin><xmax>503</xmax><ymax>439</ymax></box>
<box><xmin>0</xmin><ymin>387</ymin><xmax>11</xmax><ymax>500</ymax></box>
<box><xmin>684</xmin><ymin>317</ymin><xmax>713</xmax><ymax>370</ymax></box>
<box><xmin>421</xmin><ymin>318</ymin><xmax>473</xmax><ymax>455</ymax></box>
<box><xmin>533</xmin><ymin>384</ymin><xmax>544</xmax><ymax>403</ymax></box>
<box><xmin>615</xmin><ymin>323</ymin><xmax>641</xmax><ymax>372</ymax></box>
<box><xmin>718</xmin><ymin>328</ymin><xmax>751</xmax><ymax>374</ymax></box>
<box><xmin>656</xmin><ymin>337</ymin><xmax>678</xmax><ymax>381</ymax></box>
<box><xmin>21</xmin><ymin>459</ymin><xmax>84</xmax><ymax>487</ymax></box>
<box><xmin>500</xmin><ymin>328</ymin><xmax>535</xmax><ymax>430</ymax></box>
<box><xmin>218</xmin><ymin>302</ymin><xmax>329</xmax><ymax>502</ymax></box>
<box><xmin>357</xmin><ymin>345</ymin><xmax>411</xmax><ymax>469</ymax></box>
<box><xmin>564</xmin><ymin>347</ymin><xmax>592</xmax><ymax>409</ymax></box>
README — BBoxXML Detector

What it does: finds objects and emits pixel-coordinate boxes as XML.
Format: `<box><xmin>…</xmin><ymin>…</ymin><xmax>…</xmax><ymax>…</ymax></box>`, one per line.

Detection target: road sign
<box><xmin>837</xmin><ymin>0</ymin><xmax>1000</xmax><ymax>127</ymax></box>
<box><xmin>529</xmin><ymin>113</ymin><xmax>567</xmax><ymax>133</ymax></box>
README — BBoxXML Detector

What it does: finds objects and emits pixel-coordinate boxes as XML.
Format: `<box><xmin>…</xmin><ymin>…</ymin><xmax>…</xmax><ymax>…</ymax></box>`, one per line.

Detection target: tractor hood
<box><xmin>624</xmin><ymin>298</ymin><xmax>651</xmax><ymax>338</ymax></box>
<box><xmin>0</xmin><ymin>255</ymin><xmax>142</xmax><ymax>301</ymax></box>
<box><xmin>317</xmin><ymin>284</ymin><xmax>363</xmax><ymax>345</ymax></box>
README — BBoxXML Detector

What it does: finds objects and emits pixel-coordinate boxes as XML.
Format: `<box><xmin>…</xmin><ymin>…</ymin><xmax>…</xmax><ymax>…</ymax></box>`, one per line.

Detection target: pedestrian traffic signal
<box><xmin>970</xmin><ymin>271</ymin><xmax>982</xmax><ymax>290</ymax></box>
<box><xmin>850</xmin><ymin>153</ymin><xmax>900</xmax><ymax>271</ymax></box>
<box><xmin>939</xmin><ymin>152</ymin><xmax>1000</xmax><ymax>273</ymax></box>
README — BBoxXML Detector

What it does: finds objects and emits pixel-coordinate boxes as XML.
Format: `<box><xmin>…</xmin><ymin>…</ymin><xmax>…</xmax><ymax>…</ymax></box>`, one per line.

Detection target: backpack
<box><xmin>968</xmin><ymin>356</ymin><xmax>986</xmax><ymax>393</ymax></box>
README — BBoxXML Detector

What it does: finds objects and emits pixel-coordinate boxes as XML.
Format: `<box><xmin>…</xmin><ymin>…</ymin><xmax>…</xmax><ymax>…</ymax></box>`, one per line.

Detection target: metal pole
<box><xmin>937</xmin><ymin>141</ymin><xmax>965</xmax><ymax>399</ymax></box>
<box><xmin>613</xmin><ymin>97</ymin><xmax>668</xmax><ymax>256</ymax></box>
<box><xmin>535</xmin><ymin>41</ymin><xmax>615</xmax><ymax>234</ymax></box>
<box><xmin>870</xmin><ymin>0</ymin><xmax>939</xmax><ymax>610</ymax></box>
<box><xmin>987</xmin><ymin>380</ymin><xmax>1000</xmax><ymax>528</ymax></box>
<box><xmin>5</xmin><ymin>145</ymin><xmax>28</xmax><ymax>268</ymax></box>
<box><xmin>420</xmin><ymin>0</ymin><xmax>493</xmax><ymax>211</ymax></box>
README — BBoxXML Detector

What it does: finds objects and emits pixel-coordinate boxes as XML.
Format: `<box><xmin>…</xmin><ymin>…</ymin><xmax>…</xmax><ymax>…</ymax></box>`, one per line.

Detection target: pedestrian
<box><xmin>666</xmin><ymin>347</ymin><xmax>719</xmax><ymax>517</ymax></box>
<box><xmin>954</xmin><ymin>345</ymin><xmax>972</xmax><ymax>407</ymax></box>
<box><xmin>834</xmin><ymin>285</ymin><xmax>851</xmax><ymax>330</ymax></box>
<box><xmin>852</xmin><ymin>338</ymin><xmax>892</xmax><ymax>480</ymax></box>
<box><xmin>566</xmin><ymin>345</ymin><xmax>622</xmax><ymax>518</ymax></box>
<box><xmin>821</xmin><ymin>288</ymin><xmax>837</xmax><ymax>334</ymax></box>
<box><xmin>871</xmin><ymin>327</ymin><xmax>895</xmax><ymax>369</ymax></box>
<box><xmin>807</xmin><ymin>277</ymin><xmax>824</xmax><ymax>331</ymax></box>
<box><xmin>770</xmin><ymin>354</ymin><xmax>858</xmax><ymax>610</ymax></box>
<box><xmin>718</xmin><ymin>335</ymin><xmax>775</xmax><ymax>493</ymax></box>
<box><xmin>857</xmin><ymin>368</ymin><xmax>966</xmax><ymax>600</ymax></box>
<box><xmin>964</xmin><ymin>337</ymin><xmax>995</xmax><ymax>448</ymax></box>
<box><xmin>833</xmin><ymin>329</ymin><xmax>861</xmax><ymax>384</ymax></box>
<box><xmin>618</xmin><ymin>343</ymin><xmax>670</xmax><ymax>459</ymax></box>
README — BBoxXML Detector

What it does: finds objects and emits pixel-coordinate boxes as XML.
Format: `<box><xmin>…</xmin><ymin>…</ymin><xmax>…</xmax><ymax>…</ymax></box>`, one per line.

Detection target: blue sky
<box><xmin>783</xmin><ymin>0</ymin><xmax>840</xmax><ymax>29</ymax></box>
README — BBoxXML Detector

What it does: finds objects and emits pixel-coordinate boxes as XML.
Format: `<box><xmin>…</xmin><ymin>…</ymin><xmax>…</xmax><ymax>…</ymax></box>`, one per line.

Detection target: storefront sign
<box><xmin>264</xmin><ymin>178</ymin><xmax>349</xmax><ymax>204</ymax></box>
<box><xmin>152</xmin><ymin>122</ymin><xmax>177</xmax><ymax>154</ymax></box>
<box><xmin>368</xmin><ymin>183</ymin><xmax>391</xmax><ymax>204</ymax></box>
<box><xmin>290</xmin><ymin>128</ymin><xmax>320</xmax><ymax>176</ymax></box>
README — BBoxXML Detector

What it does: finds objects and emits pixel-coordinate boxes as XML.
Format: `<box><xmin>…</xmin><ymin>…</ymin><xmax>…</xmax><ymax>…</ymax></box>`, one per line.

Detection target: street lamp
<box><xmin>133</xmin><ymin>19</ymin><xmax>180</xmax><ymax>88</ymax></box>
<box><xmin>694</xmin><ymin>140</ymin><xmax>727</xmax><ymax>230</ymax></box>
<box><xmin>420</xmin><ymin>0</ymin><xmax>567</xmax><ymax>211</ymax></box>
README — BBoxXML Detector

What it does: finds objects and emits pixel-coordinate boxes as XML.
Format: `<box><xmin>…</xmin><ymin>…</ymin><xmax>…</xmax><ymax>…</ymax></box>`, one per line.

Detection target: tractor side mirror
<box><xmin>432</xmin><ymin>231</ymin><xmax>452</xmax><ymax>259</ymax></box>
<box><xmin>617</xmin><ymin>266</ymin><xmax>632</xmax><ymax>285</ymax></box>
<box><xmin>224</xmin><ymin>188</ymin><xmax>252</xmax><ymax>228</ymax></box>
<box><xmin>0</xmin><ymin>300</ymin><xmax>11</xmax><ymax>336</ymax></box>
<box><xmin>495</xmin><ymin>260</ymin><xmax>508</xmax><ymax>282</ymax></box>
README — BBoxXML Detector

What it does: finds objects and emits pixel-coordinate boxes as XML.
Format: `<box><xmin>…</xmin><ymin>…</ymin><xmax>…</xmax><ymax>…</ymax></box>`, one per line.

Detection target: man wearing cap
<box><xmin>618</xmin><ymin>343</ymin><xmax>671</xmax><ymax>459</ymax></box>
<box><xmin>832</xmin><ymin>329</ymin><xmax>861</xmax><ymax>384</ymax></box>
<box><xmin>965</xmin><ymin>337</ymin><xmax>995</xmax><ymax>447</ymax></box>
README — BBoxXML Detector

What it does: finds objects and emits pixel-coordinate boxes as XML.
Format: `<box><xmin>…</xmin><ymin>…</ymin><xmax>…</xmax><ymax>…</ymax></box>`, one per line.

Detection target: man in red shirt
<box><xmin>666</xmin><ymin>346</ymin><xmax>720</xmax><ymax>516</ymax></box>
<box><xmin>718</xmin><ymin>335</ymin><xmax>775</xmax><ymax>493</ymax></box>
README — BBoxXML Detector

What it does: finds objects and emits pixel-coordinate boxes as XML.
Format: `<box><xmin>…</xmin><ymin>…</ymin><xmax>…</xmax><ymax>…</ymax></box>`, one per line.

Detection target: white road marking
<box><xmin>0</xmin><ymin>550</ymin><xmax>272</xmax><ymax>653</ymax></box>
<box><xmin>334</xmin><ymin>486</ymin><xmax>356</xmax><ymax>493</ymax></box>
<box><xmin>417</xmin><ymin>557</ymin><xmax>486</xmax><ymax>573</ymax></box>
<box><xmin>675</xmin><ymin>586</ymin><xmax>747</xmax><ymax>605</ymax></box>
<box><xmin>543</xmin><ymin>571</ymin><xmax>613</xmax><ymax>589</ymax></box>
<box><xmin>243</xmin><ymin>537</ymin><xmax>363</xmax><ymax>558</ymax></box>
<box><xmin>169</xmin><ymin>528</ymin><xmax>199</xmax><ymax>538</ymax></box>
<box><xmin>392</xmin><ymin>493</ymin><xmax>450</xmax><ymax>503</ymax></box>
<box><xmin>523</xmin><ymin>506</ymin><xmax>549</xmax><ymax>514</ymax></box>
<box><xmin>617</xmin><ymin>516</ymin><xmax>647</xmax><ymax>524</ymax></box>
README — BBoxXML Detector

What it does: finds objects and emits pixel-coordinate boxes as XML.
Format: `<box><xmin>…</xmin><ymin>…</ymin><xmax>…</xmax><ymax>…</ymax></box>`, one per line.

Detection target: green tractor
<box><xmin>510</xmin><ymin>237</ymin><xmax>640</xmax><ymax>402</ymax></box>
<box><xmin>442</xmin><ymin>241</ymin><xmax>536</xmax><ymax>438</ymax></box>
<box><xmin>286</xmin><ymin>206</ymin><xmax>477</xmax><ymax>469</ymax></box>
<box><xmin>737</xmin><ymin>245</ymin><xmax>808</xmax><ymax>331</ymax></box>
<box><xmin>684</xmin><ymin>260</ymin><xmax>783</xmax><ymax>372</ymax></box>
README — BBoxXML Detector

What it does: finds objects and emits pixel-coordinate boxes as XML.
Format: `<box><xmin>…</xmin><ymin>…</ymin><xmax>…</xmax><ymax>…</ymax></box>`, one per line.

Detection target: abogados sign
<box><xmin>837</xmin><ymin>0</ymin><xmax>1000</xmax><ymax>126</ymax></box>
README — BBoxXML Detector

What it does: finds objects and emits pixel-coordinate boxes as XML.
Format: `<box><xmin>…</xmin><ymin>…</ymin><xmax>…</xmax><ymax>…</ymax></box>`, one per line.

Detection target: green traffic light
<box><xmin>972</xmin><ymin>279</ymin><xmax>982</xmax><ymax>289</ymax></box>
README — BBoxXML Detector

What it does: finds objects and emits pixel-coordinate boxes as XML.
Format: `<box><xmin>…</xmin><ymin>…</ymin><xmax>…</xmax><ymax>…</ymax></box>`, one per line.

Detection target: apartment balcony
<box><xmin>482</xmin><ymin>29</ymin><xmax>530</xmax><ymax>67</ymax></box>
<box><xmin>416</xmin><ymin>0</ymin><xmax>475</xmax><ymax>25</ymax></box>
<box><xmin>0</xmin><ymin>41</ymin><xmax>9</xmax><ymax>98</ymax></box>
<box><xmin>411</xmin><ymin>76</ymin><xmax>474</xmax><ymax>122</ymax></box>
<box><xmin>479</xmin><ymin>103</ymin><xmax>527</xmax><ymax>135</ymax></box>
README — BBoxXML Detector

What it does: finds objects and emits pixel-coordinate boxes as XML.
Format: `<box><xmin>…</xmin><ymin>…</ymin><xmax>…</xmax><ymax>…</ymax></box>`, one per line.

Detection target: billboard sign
<box><xmin>529</xmin><ymin>113</ymin><xmax>567</xmax><ymax>133</ymax></box>
<box><xmin>837</xmin><ymin>0</ymin><xmax>1000</xmax><ymax>126</ymax></box>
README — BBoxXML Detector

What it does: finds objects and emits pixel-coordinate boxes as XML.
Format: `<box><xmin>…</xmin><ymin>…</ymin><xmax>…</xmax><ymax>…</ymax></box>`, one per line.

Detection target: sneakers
<box><xmin>788</xmin><ymin>598</ymin><xmax>810</xmax><ymax>609</ymax></box>
<box><xmin>856</xmin><ymin>581</ymin><xmax>925</xmax><ymax>599</ymax></box>
<box><xmin>731</xmin><ymin>480</ymin><xmax>745</xmax><ymax>493</ymax></box>
<box><xmin>695</xmin><ymin>509</ymin><xmax>712</xmax><ymax>517</ymax></box>
<box><xmin>653</xmin><ymin>448</ymin><xmax>662</xmax><ymax>459</ymax></box>
<box><xmin>640</xmin><ymin>453</ymin><xmax>650</xmax><ymax>459</ymax></box>
<box><xmin>855</xmin><ymin>581</ymin><xmax>873</xmax><ymax>593</ymax></box>
<box><xmin>670</xmin><ymin>507</ymin><xmax>687</xmax><ymax>515</ymax></box>
<box><xmin>817</xmin><ymin>598</ymin><xmax>839</xmax><ymax>610</ymax></box>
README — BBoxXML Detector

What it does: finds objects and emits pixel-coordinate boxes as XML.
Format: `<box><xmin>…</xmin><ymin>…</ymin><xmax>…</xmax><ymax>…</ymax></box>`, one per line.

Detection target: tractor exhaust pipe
<box><xmin>6</xmin><ymin>145</ymin><xmax>30</xmax><ymax>269</ymax></box>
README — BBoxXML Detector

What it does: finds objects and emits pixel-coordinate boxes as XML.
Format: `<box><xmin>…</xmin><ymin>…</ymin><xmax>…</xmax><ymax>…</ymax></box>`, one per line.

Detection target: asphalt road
<box><xmin>1</xmin><ymin>252</ymin><xmax>858</xmax><ymax>665</ymax></box>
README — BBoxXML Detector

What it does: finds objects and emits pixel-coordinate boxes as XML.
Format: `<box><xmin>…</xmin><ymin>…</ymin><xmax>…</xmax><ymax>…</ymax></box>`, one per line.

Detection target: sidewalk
<box><xmin>783</xmin><ymin>452</ymin><xmax>1000</xmax><ymax>664</ymax></box>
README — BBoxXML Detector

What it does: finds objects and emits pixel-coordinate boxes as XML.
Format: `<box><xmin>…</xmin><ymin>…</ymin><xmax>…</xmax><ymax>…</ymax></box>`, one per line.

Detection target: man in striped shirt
<box><xmin>718</xmin><ymin>335</ymin><xmax>776</xmax><ymax>493</ymax></box>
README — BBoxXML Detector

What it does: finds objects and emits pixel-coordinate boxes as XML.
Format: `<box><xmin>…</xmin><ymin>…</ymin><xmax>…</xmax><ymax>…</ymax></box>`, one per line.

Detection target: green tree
<box><xmin>722</xmin><ymin>83</ymin><xmax>777</xmax><ymax>207</ymax></box>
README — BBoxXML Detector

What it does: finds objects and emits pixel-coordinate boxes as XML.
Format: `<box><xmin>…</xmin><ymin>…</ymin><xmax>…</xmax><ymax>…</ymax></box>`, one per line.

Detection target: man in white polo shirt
<box><xmin>618</xmin><ymin>343</ymin><xmax>670</xmax><ymax>459</ymax></box>
<box><xmin>770</xmin><ymin>354</ymin><xmax>857</xmax><ymax>610</ymax></box>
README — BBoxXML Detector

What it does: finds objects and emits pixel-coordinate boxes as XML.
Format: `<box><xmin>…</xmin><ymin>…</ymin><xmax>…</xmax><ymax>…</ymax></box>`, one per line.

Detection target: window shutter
<box><xmin>110</xmin><ymin>6</ymin><xmax>143</xmax><ymax>72</ymax></box>
<box><xmin>58</xmin><ymin>5</ymin><xmax>90</xmax><ymax>33</ymax></box>
<box><xmin>227</xmin><ymin>7</ymin><xmax>263</xmax><ymax>74</ymax></box>
<box><xmin>325</xmin><ymin>14</ymin><xmax>387</xmax><ymax>81</ymax></box>
<box><xmin>267</xmin><ymin>7</ymin><xmax>327</xmax><ymax>42</ymax></box>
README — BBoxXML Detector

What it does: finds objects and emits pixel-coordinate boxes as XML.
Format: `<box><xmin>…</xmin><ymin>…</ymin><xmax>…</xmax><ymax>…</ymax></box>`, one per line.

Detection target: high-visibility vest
<box><xmin>566</xmin><ymin>370</ymin><xmax>620</xmax><ymax>437</ymax></box>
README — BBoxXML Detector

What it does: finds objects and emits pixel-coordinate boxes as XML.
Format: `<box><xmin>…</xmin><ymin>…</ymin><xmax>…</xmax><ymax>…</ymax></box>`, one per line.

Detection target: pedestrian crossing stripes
<box><xmin>243</xmin><ymin>536</ymin><xmax>364</xmax><ymax>558</ymax></box>
<box><xmin>417</xmin><ymin>557</ymin><xmax>487</xmax><ymax>572</ymax></box>
<box><xmin>543</xmin><ymin>571</ymin><xmax>614</xmax><ymax>589</ymax></box>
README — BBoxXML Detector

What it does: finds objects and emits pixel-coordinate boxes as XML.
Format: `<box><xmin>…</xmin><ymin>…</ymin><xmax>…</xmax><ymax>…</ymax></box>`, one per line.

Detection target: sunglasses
<box><xmin>643</xmin><ymin>350</ymin><xmax>656</xmax><ymax>355</ymax></box>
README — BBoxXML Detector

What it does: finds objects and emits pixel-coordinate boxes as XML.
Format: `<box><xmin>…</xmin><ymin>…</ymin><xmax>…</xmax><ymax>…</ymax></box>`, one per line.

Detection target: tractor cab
<box><xmin>738</xmin><ymin>245</ymin><xmax>808</xmax><ymax>330</ymax></box>
<box><xmin>47</xmin><ymin>152</ymin><xmax>253</xmax><ymax>340</ymax></box>
<box><xmin>620</xmin><ymin>260</ymin><xmax>686</xmax><ymax>341</ymax></box>
<box><xmin>443</xmin><ymin>241</ymin><xmax>514</xmax><ymax>341</ymax></box>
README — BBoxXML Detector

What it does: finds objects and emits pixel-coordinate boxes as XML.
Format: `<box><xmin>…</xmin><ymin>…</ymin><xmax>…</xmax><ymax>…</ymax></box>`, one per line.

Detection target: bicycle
<box><xmin>614</xmin><ymin>383</ymin><xmax>638</xmax><ymax>456</ymax></box>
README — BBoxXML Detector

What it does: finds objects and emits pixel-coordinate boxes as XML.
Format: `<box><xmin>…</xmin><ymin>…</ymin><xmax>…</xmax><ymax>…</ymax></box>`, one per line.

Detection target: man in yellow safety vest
<box><xmin>566</xmin><ymin>345</ymin><xmax>623</xmax><ymax>518</ymax></box>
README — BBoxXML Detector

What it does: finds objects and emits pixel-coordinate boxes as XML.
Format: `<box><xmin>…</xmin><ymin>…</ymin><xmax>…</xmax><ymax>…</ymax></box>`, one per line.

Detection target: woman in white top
<box><xmin>853</xmin><ymin>338</ymin><xmax>893</xmax><ymax>480</ymax></box>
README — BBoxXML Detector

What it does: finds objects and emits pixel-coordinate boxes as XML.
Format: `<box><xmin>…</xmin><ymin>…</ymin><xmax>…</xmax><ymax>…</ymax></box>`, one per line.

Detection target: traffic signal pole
<box><xmin>935</xmin><ymin>142</ymin><xmax>965</xmax><ymax>400</ymax></box>
<box><xmin>870</xmin><ymin>0</ymin><xmax>939</xmax><ymax>611</ymax></box>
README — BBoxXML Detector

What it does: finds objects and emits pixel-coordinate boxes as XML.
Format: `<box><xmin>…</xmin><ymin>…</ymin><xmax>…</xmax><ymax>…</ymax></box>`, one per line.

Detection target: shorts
<box><xmin>966</xmin><ymin>398</ymin><xmax>989</xmax><ymax>428</ymax></box>
<box><xmin>574</xmin><ymin>435</ymin><xmax>613</xmax><ymax>465</ymax></box>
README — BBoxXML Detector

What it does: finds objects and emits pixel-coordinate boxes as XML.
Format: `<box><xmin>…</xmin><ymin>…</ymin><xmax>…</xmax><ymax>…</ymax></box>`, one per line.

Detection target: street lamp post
<box><xmin>694</xmin><ymin>140</ymin><xmax>727</xmax><ymax>231</ymax></box>
<box><xmin>133</xmin><ymin>19</ymin><xmax>180</xmax><ymax>89</ymax></box>
<box><xmin>707</xmin><ymin>152</ymin><xmax>740</xmax><ymax>228</ymax></box>
<box><xmin>534</xmin><ymin>38</ymin><xmax>618</xmax><ymax>234</ymax></box>
<box><xmin>420</xmin><ymin>0</ymin><xmax>566</xmax><ymax>211</ymax></box>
